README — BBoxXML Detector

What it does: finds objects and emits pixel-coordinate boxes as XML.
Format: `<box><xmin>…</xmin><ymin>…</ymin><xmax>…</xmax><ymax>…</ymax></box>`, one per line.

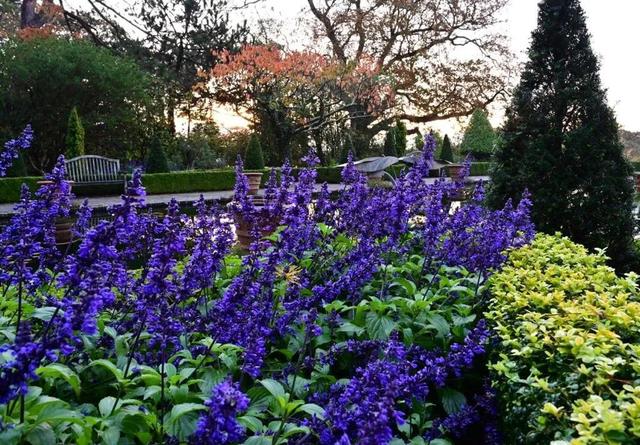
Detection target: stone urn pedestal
<box><xmin>244</xmin><ymin>172</ymin><xmax>263</xmax><ymax>195</ymax></box>
<box><xmin>231</xmin><ymin>197</ymin><xmax>281</xmax><ymax>250</ymax></box>
<box><xmin>37</xmin><ymin>179</ymin><xmax>76</xmax><ymax>245</ymax></box>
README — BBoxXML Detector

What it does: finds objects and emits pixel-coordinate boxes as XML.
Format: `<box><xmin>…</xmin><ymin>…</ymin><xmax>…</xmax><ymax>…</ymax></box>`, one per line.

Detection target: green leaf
<box><xmin>163</xmin><ymin>403</ymin><xmax>207</xmax><ymax>441</ymax></box>
<box><xmin>25</xmin><ymin>424</ymin><xmax>55</xmax><ymax>445</ymax></box>
<box><xmin>426</xmin><ymin>314</ymin><xmax>450</xmax><ymax>338</ymax></box>
<box><xmin>238</xmin><ymin>415</ymin><xmax>263</xmax><ymax>433</ymax></box>
<box><xmin>390</xmin><ymin>277</ymin><xmax>417</xmax><ymax>296</ymax></box>
<box><xmin>99</xmin><ymin>397</ymin><xmax>121</xmax><ymax>417</ymax></box>
<box><xmin>36</xmin><ymin>363</ymin><xmax>82</xmax><ymax>397</ymax></box>
<box><xmin>299</xmin><ymin>403</ymin><xmax>325</xmax><ymax>419</ymax></box>
<box><xmin>365</xmin><ymin>312</ymin><xmax>396</xmax><ymax>340</ymax></box>
<box><xmin>100</xmin><ymin>426</ymin><xmax>121</xmax><ymax>445</ymax></box>
<box><xmin>243</xmin><ymin>437</ymin><xmax>271</xmax><ymax>445</ymax></box>
<box><xmin>31</xmin><ymin>307</ymin><xmax>56</xmax><ymax>322</ymax></box>
<box><xmin>259</xmin><ymin>379</ymin><xmax>286</xmax><ymax>399</ymax></box>
<box><xmin>441</xmin><ymin>388</ymin><xmax>466</xmax><ymax>415</ymax></box>
<box><xmin>429</xmin><ymin>439</ymin><xmax>453</xmax><ymax>445</ymax></box>
<box><xmin>336</xmin><ymin>322</ymin><xmax>365</xmax><ymax>336</ymax></box>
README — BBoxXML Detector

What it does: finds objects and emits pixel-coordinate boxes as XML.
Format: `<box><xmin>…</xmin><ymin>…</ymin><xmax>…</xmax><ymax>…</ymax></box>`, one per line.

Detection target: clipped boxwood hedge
<box><xmin>0</xmin><ymin>176</ymin><xmax>42</xmax><ymax>203</ymax></box>
<box><xmin>0</xmin><ymin>163</ymin><xmax>492</xmax><ymax>204</ymax></box>
<box><xmin>487</xmin><ymin>233</ymin><xmax>640</xmax><ymax>444</ymax></box>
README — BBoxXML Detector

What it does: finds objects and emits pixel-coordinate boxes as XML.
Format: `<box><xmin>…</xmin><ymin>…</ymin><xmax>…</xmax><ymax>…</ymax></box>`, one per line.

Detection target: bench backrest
<box><xmin>65</xmin><ymin>155</ymin><xmax>121</xmax><ymax>183</ymax></box>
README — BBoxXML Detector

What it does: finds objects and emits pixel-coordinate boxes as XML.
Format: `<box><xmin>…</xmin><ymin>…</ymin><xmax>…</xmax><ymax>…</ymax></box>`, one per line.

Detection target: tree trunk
<box><xmin>20</xmin><ymin>0</ymin><xmax>38</xmax><ymax>28</ymax></box>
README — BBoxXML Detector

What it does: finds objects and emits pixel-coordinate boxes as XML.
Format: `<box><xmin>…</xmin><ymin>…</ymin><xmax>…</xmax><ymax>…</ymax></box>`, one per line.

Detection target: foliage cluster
<box><xmin>488</xmin><ymin>233</ymin><xmax>640</xmax><ymax>444</ymax></box>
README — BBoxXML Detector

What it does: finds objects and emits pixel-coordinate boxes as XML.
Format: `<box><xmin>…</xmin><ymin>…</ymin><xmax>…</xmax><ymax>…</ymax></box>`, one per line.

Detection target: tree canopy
<box><xmin>0</xmin><ymin>36</ymin><xmax>160</xmax><ymax>171</ymax></box>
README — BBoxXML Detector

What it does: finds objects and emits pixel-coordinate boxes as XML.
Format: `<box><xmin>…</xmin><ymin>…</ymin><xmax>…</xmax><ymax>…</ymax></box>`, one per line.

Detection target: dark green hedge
<box><xmin>0</xmin><ymin>176</ymin><xmax>42</xmax><ymax>203</ymax></box>
<box><xmin>142</xmin><ymin>169</ymin><xmax>239</xmax><ymax>195</ymax></box>
<box><xmin>631</xmin><ymin>161</ymin><xmax>640</xmax><ymax>172</ymax></box>
<box><xmin>0</xmin><ymin>163</ymin><xmax>494</xmax><ymax>204</ymax></box>
<box><xmin>470</xmin><ymin>162</ymin><xmax>492</xmax><ymax>176</ymax></box>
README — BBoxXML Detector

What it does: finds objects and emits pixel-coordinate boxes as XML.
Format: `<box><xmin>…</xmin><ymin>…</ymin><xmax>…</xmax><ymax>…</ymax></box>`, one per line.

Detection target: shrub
<box><xmin>146</xmin><ymin>135</ymin><xmax>170</xmax><ymax>173</ymax></box>
<box><xmin>244</xmin><ymin>134</ymin><xmax>265</xmax><ymax>169</ymax></box>
<box><xmin>65</xmin><ymin>107</ymin><xmax>85</xmax><ymax>159</ymax></box>
<box><xmin>487</xmin><ymin>233</ymin><xmax>640</xmax><ymax>444</ymax></box>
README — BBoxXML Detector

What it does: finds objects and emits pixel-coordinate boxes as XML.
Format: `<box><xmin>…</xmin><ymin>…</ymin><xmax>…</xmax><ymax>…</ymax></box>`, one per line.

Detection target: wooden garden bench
<box><xmin>65</xmin><ymin>155</ymin><xmax>126</xmax><ymax>189</ymax></box>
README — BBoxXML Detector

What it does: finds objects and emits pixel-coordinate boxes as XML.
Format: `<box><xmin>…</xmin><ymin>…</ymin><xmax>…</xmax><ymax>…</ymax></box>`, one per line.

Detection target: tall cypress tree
<box><xmin>395</xmin><ymin>120</ymin><xmax>408</xmax><ymax>156</ymax></box>
<box><xmin>488</xmin><ymin>0</ymin><xmax>636</xmax><ymax>270</ymax></box>
<box><xmin>65</xmin><ymin>107</ymin><xmax>85</xmax><ymax>159</ymax></box>
<box><xmin>440</xmin><ymin>134</ymin><xmax>454</xmax><ymax>163</ymax></box>
<box><xmin>146</xmin><ymin>135</ymin><xmax>170</xmax><ymax>173</ymax></box>
<box><xmin>244</xmin><ymin>134</ymin><xmax>265</xmax><ymax>170</ymax></box>
<box><xmin>383</xmin><ymin>129</ymin><xmax>397</xmax><ymax>157</ymax></box>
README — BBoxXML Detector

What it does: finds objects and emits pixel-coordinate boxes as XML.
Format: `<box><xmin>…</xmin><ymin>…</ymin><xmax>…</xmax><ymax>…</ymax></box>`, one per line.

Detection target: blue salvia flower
<box><xmin>192</xmin><ymin>379</ymin><xmax>249</xmax><ymax>445</ymax></box>
<box><xmin>0</xmin><ymin>125</ymin><xmax>33</xmax><ymax>177</ymax></box>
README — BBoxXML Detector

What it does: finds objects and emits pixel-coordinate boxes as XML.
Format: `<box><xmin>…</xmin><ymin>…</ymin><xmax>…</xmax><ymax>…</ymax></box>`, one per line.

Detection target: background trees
<box><xmin>488</xmin><ymin>0</ymin><xmax>636</xmax><ymax>271</ymax></box>
<box><xmin>307</xmin><ymin>0</ymin><xmax>512</xmax><ymax>146</ymax></box>
<box><xmin>0</xmin><ymin>37</ymin><xmax>161</xmax><ymax>171</ymax></box>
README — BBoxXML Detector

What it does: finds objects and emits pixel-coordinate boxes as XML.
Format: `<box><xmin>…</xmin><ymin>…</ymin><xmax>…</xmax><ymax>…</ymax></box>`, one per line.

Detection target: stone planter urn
<box><xmin>446</xmin><ymin>165</ymin><xmax>465</xmax><ymax>180</ymax></box>
<box><xmin>244</xmin><ymin>172</ymin><xmax>263</xmax><ymax>195</ymax></box>
<box><xmin>37</xmin><ymin>179</ymin><xmax>76</xmax><ymax>245</ymax></box>
<box><xmin>231</xmin><ymin>197</ymin><xmax>280</xmax><ymax>250</ymax></box>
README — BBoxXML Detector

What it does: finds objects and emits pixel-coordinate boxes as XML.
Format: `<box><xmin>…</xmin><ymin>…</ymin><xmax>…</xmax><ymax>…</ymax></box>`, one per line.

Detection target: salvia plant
<box><xmin>0</xmin><ymin>132</ymin><xmax>534</xmax><ymax>444</ymax></box>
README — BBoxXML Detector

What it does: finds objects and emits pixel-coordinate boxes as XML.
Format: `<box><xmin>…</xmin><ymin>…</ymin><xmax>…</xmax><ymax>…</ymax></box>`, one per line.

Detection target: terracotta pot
<box><xmin>232</xmin><ymin>198</ymin><xmax>280</xmax><ymax>249</ymax></box>
<box><xmin>244</xmin><ymin>172</ymin><xmax>263</xmax><ymax>195</ymax></box>
<box><xmin>37</xmin><ymin>180</ymin><xmax>76</xmax><ymax>245</ymax></box>
<box><xmin>55</xmin><ymin>216</ymin><xmax>75</xmax><ymax>245</ymax></box>
<box><xmin>446</xmin><ymin>165</ymin><xmax>465</xmax><ymax>180</ymax></box>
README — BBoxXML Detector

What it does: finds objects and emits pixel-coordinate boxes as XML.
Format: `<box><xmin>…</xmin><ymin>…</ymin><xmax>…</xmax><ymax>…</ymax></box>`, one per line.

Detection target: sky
<box><xmin>241</xmin><ymin>0</ymin><xmax>640</xmax><ymax>135</ymax></box>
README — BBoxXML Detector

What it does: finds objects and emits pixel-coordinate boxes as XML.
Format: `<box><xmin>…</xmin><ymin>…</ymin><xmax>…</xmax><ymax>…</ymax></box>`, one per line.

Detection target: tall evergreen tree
<box><xmin>244</xmin><ymin>134</ymin><xmax>265</xmax><ymax>170</ymax></box>
<box><xmin>146</xmin><ymin>135</ymin><xmax>170</xmax><ymax>173</ymax></box>
<box><xmin>459</xmin><ymin>109</ymin><xmax>495</xmax><ymax>160</ymax></box>
<box><xmin>414</xmin><ymin>133</ymin><xmax>424</xmax><ymax>151</ymax></box>
<box><xmin>395</xmin><ymin>121</ymin><xmax>408</xmax><ymax>156</ymax></box>
<box><xmin>440</xmin><ymin>134</ymin><xmax>454</xmax><ymax>163</ymax></box>
<box><xmin>383</xmin><ymin>129</ymin><xmax>397</xmax><ymax>157</ymax></box>
<box><xmin>488</xmin><ymin>0</ymin><xmax>636</xmax><ymax>271</ymax></box>
<box><xmin>65</xmin><ymin>107</ymin><xmax>85</xmax><ymax>159</ymax></box>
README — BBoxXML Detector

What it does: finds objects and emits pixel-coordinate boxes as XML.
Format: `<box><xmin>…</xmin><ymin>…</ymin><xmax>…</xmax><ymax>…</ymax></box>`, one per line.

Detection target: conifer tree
<box><xmin>146</xmin><ymin>135</ymin><xmax>170</xmax><ymax>173</ymax></box>
<box><xmin>459</xmin><ymin>109</ymin><xmax>495</xmax><ymax>160</ymax></box>
<box><xmin>414</xmin><ymin>133</ymin><xmax>424</xmax><ymax>151</ymax></box>
<box><xmin>65</xmin><ymin>107</ymin><xmax>85</xmax><ymax>159</ymax></box>
<box><xmin>440</xmin><ymin>134</ymin><xmax>454</xmax><ymax>163</ymax></box>
<box><xmin>244</xmin><ymin>134</ymin><xmax>265</xmax><ymax>170</ymax></box>
<box><xmin>395</xmin><ymin>121</ymin><xmax>407</xmax><ymax>156</ymax></box>
<box><xmin>488</xmin><ymin>0</ymin><xmax>637</xmax><ymax>270</ymax></box>
<box><xmin>383</xmin><ymin>129</ymin><xmax>397</xmax><ymax>157</ymax></box>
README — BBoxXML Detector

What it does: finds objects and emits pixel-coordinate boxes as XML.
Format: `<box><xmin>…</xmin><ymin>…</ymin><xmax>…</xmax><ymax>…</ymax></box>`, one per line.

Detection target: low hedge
<box><xmin>470</xmin><ymin>162</ymin><xmax>491</xmax><ymax>176</ymax></box>
<box><xmin>487</xmin><ymin>233</ymin><xmax>640</xmax><ymax>444</ymax></box>
<box><xmin>0</xmin><ymin>176</ymin><xmax>42</xmax><ymax>203</ymax></box>
<box><xmin>0</xmin><ymin>163</ymin><xmax>492</xmax><ymax>203</ymax></box>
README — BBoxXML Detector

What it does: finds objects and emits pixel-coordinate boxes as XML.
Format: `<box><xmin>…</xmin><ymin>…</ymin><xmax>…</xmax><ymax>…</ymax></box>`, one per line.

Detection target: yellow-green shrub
<box><xmin>487</xmin><ymin>233</ymin><xmax>640</xmax><ymax>445</ymax></box>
